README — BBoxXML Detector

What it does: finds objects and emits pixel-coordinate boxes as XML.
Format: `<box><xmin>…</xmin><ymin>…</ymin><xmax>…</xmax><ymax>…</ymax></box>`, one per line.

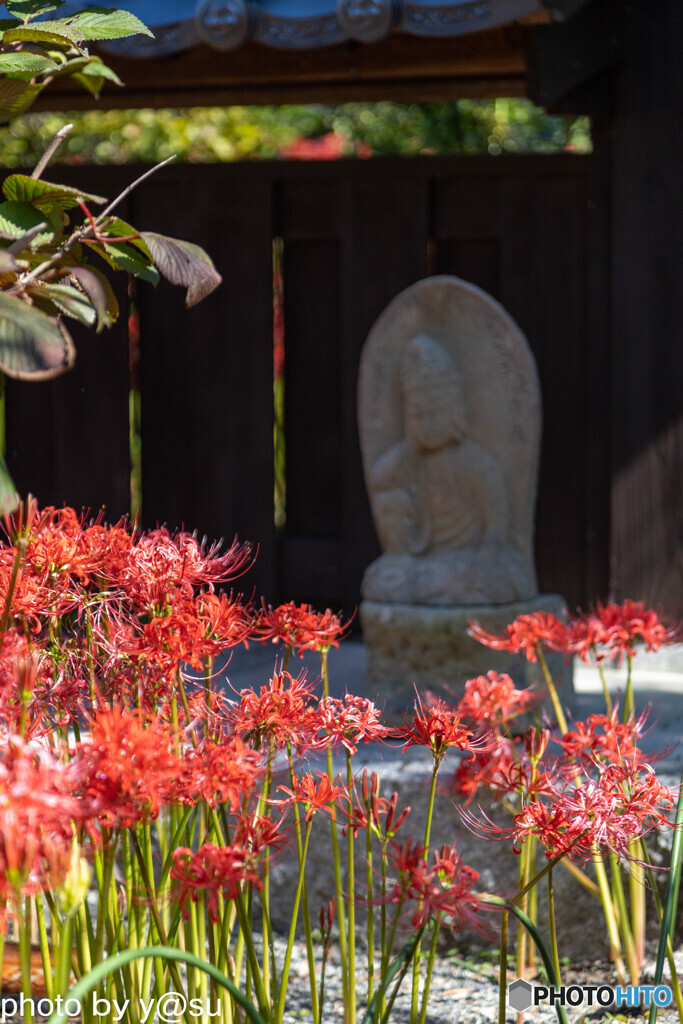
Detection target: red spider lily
<box><xmin>170</xmin><ymin>841</ymin><xmax>261</xmax><ymax>922</ymax></box>
<box><xmin>194</xmin><ymin>591</ymin><xmax>253</xmax><ymax>653</ymax></box>
<box><xmin>0</xmin><ymin>738</ymin><xmax>86</xmax><ymax>900</ymax></box>
<box><xmin>599</xmin><ymin>762</ymin><xmax>675</xmax><ymax>831</ymax></box>
<box><xmin>276</xmin><ymin>771</ymin><xmax>347</xmax><ymax>820</ymax></box>
<box><xmin>316</xmin><ymin>694</ymin><xmax>388</xmax><ymax>754</ymax></box>
<box><xmin>228</xmin><ymin>670</ymin><xmax>320</xmax><ymax>752</ymax></box>
<box><xmin>255</xmin><ymin>601</ymin><xmax>350</xmax><ymax>654</ymax></box>
<box><xmin>177</xmin><ymin>736</ymin><xmax>260</xmax><ymax>809</ymax></box>
<box><xmin>344</xmin><ymin>771</ymin><xmax>411</xmax><ymax>839</ymax></box>
<box><xmin>462</xmin><ymin>762</ymin><xmax>676</xmax><ymax>863</ymax></box>
<box><xmin>455</xmin><ymin>671</ymin><xmax>539</xmax><ymax>726</ymax></box>
<box><xmin>233</xmin><ymin>810</ymin><xmax>289</xmax><ymax>856</ymax></box>
<box><xmin>378</xmin><ymin>838</ymin><xmax>482</xmax><ymax>930</ymax></box>
<box><xmin>468</xmin><ymin>612</ymin><xmax>569</xmax><ymax>662</ymax></box>
<box><xmin>393</xmin><ymin>693</ymin><xmax>474</xmax><ymax>760</ymax></box>
<box><xmin>107</xmin><ymin>527</ymin><xmax>253</xmax><ymax>609</ymax></box>
<box><xmin>82</xmin><ymin>706</ymin><xmax>182</xmax><ymax>827</ymax></box>
<box><xmin>558</xmin><ymin>708</ymin><xmax>651</xmax><ymax>766</ymax></box>
<box><xmin>568</xmin><ymin>601</ymin><xmax>678</xmax><ymax>664</ymax></box>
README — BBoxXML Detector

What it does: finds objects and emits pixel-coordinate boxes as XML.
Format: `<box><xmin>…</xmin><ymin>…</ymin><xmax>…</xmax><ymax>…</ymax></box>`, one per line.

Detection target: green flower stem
<box><xmin>610</xmin><ymin>852</ymin><xmax>639</xmax><ymax>983</ymax></box>
<box><xmin>516</xmin><ymin>834</ymin><xmax>533</xmax><ymax>981</ymax></box>
<box><xmin>57</xmin><ymin>914</ymin><xmax>74</xmax><ymax>1000</ymax></box>
<box><xmin>594</xmin><ymin>650</ymin><xmax>613</xmax><ymax>714</ymax></box>
<box><xmin>34</xmin><ymin>891</ymin><xmax>54</xmax><ymax>1003</ymax></box>
<box><xmin>480</xmin><ymin>895</ymin><xmax>569</xmax><ymax>1024</ymax></box>
<box><xmin>362</xmin><ymin>929</ymin><xmax>423</xmax><ymax>1024</ymax></box>
<box><xmin>320</xmin><ymin>647</ymin><xmax>348</xmax><ymax>1012</ymax></box>
<box><xmin>534</xmin><ymin>643</ymin><xmax>568</xmax><ymax>735</ymax></box>
<box><xmin>129</xmin><ymin>829</ymin><xmax>187</xmax><ymax>1002</ymax></box>
<box><xmin>94</xmin><ymin>832</ymin><xmax>116</xmax><ymax>966</ymax></box>
<box><xmin>646</xmin><ymin>772</ymin><xmax>683</xmax><ymax>1024</ymax></box>
<box><xmin>275</xmin><ymin>816</ymin><xmax>313</xmax><ymax>1024</ymax></box>
<box><xmin>411</xmin><ymin>756</ymin><xmax>441</xmax><ymax>1024</ymax></box>
<box><xmin>592</xmin><ymin>851</ymin><xmax>626</xmax><ymax>985</ymax></box>
<box><xmin>346</xmin><ymin>750</ymin><xmax>357</xmax><ymax>1024</ymax></box>
<box><xmin>19</xmin><ymin>897</ymin><xmax>35</xmax><ymax>1024</ymax></box>
<box><xmin>366</xmin><ymin>806</ymin><xmax>375</xmax><ymax>1006</ymax></box>
<box><xmin>234</xmin><ymin>890</ymin><xmax>270</xmax><ymax>1017</ymax></box>
<box><xmin>259</xmin><ymin>739</ymin><xmax>275</xmax><ymax>1005</ymax></box>
<box><xmin>45</xmin><ymin>946</ymin><xmax>267</xmax><ymax>1024</ymax></box>
<box><xmin>622</xmin><ymin>653</ymin><xmax>634</xmax><ymax>723</ymax></box>
<box><xmin>0</xmin><ymin>538</ymin><xmax>23</xmax><ymax>638</ymax></box>
<box><xmin>379</xmin><ymin>840</ymin><xmax>388</xmax><ymax>1023</ymax></box>
<box><xmin>498</xmin><ymin>911</ymin><xmax>508</xmax><ymax>1024</ymax></box>
<box><xmin>547</xmin><ymin>867</ymin><xmax>561</xmax><ymax>986</ymax></box>
<box><xmin>417</xmin><ymin>917</ymin><xmax>441</xmax><ymax>1024</ymax></box>
<box><xmin>286</xmin><ymin>743</ymin><xmax>319</xmax><ymax>1024</ymax></box>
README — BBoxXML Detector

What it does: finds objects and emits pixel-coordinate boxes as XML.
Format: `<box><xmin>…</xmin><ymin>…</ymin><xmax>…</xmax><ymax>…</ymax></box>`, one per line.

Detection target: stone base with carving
<box><xmin>360</xmin><ymin>595</ymin><xmax>573</xmax><ymax>720</ymax></box>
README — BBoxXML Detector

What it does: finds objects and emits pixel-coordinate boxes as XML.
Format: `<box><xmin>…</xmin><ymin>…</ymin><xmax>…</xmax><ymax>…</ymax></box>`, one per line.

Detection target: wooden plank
<box><xmin>282</xmin><ymin>238</ymin><xmax>342</xmax><ymax>541</ymax></box>
<box><xmin>609</xmin><ymin>0</ymin><xmax>683</xmax><ymax>614</ymax></box>
<box><xmin>5</xmin><ymin>164</ymin><xmax>133</xmax><ymax>518</ymax></box>
<box><xmin>32</xmin><ymin>28</ymin><xmax>531</xmax><ymax>111</ymax></box>
<box><xmin>435</xmin><ymin>238</ymin><xmax>500</xmax><ymax>300</ymax></box>
<box><xmin>528</xmin><ymin>0</ymin><xmax>622</xmax><ymax>109</ymax></box>
<box><xmin>500</xmin><ymin>171</ymin><xmax>591</xmax><ymax>608</ymax></box>
<box><xmin>340</xmin><ymin>173</ymin><xmax>429</xmax><ymax>613</ymax></box>
<box><xmin>135</xmin><ymin>165</ymin><xmax>276</xmax><ymax>600</ymax></box>
<box><xmin>433</xmin><ymin>176</ymin><xmax>501</xmax><ymax>239</ymax></box>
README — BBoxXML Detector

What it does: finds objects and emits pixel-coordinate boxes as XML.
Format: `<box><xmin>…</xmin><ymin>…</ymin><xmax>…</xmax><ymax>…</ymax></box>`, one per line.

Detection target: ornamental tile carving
<box><xmin>86</xmin><ymin>0</ymin><xmax>543</xmax><ymax>54</ymax></box>
<box><xmin>260</xmin><ymin>14</ymin><xmax>344</xmax><ymax>47</ymax></box>
<box><xmin>195</xmin><ymin>0</ymin><xmax>251</xmax><ymax>49</ymax></box>
<box><xmin>337</xmin><ymin>0</ymin><xmax>395</xmax><ymax>41</ymax></box>
<box><xmin>401</xmin><ymin>1</ymin><xmax>492</xmax><ymax>32</ymax></box>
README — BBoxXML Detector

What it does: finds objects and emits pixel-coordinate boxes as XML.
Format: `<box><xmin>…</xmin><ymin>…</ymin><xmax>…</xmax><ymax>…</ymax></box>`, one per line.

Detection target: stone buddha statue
<box><xmin>362</xmin><ymin>333</ymin><xmax>536</xmax><ymax>605</ymax></box>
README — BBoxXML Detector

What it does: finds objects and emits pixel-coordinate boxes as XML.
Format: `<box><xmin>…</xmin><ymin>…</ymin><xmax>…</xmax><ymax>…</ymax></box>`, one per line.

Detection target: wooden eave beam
<box><xmin>32</xmin><ymin>24</ymin><xmax>534</xmax><ymax>111</ymax></box>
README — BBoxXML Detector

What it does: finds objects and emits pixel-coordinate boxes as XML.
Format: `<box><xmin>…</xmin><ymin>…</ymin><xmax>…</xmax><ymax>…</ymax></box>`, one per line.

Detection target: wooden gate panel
<box><xmin>5</xmin><ymin>163</ymin><xmax>132</xmax><ymax>520</ymax></box>
<box><xmin>338</xmin><ymin>174</ymin><xmax>430</xmax><ymax>612</ymax></box>
<box><xmin>135</xmin><ymin>166</ymin><xmax>276</xmax><ymax>599</ymax></box>
<box><xmin>499</xmin><ymin>170</ymin><xmax>591</xmax><ymax>607</ymax></box>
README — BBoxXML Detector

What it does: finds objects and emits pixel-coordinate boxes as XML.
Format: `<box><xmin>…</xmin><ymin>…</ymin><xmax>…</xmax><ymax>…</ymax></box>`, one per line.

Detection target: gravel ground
<box><xmin>275</xmin><ymin>936</ymin><xmax>683</xmax><ymax>1024</ymax></box>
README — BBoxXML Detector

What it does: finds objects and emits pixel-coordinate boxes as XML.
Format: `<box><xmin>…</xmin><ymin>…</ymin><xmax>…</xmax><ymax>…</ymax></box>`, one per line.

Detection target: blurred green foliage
<box><xmin>0</xmin><ymin>99</ymin><xmax>590</xmax><ymax>166</ymax></box>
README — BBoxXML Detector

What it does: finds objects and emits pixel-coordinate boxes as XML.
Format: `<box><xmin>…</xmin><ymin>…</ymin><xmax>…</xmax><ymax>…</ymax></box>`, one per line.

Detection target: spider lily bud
<box><xmin>57</xmin><ymin>840</ymin><xmax>92</xmax><ymax>919</ymax></box>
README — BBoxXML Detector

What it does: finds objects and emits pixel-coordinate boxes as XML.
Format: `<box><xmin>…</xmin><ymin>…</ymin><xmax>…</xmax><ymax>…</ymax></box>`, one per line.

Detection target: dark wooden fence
<box><xmin>6</xmin><ymin>154</ymin><xmax>610</xmax><ymax>615</ymax></box>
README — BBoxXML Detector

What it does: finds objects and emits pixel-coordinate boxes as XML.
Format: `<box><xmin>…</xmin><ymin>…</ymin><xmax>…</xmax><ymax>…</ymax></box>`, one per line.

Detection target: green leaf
<box><xmin>0</xmin><ymin>290</ymin><xmax>74</xmax><ymax>379</ymax></box>
<box><xmin>94</xmin><ymin>240</ymin><xmax>159</xmax><ymax>285</ymax></box>
<box><xmin>5</xmin><ymin>0</ymin><xmax>65</xmax><ymax>19</ymax></box>
<box><xmin>0</xmin><ymin>451</ymin><xmax>18</xmax><ymax>517</ymax></box>
<box><xmin>104</xmin><ymin>217</ymin><xmax>150</xmax><ymax>258</ymax></box>
<box><xmin>140</xmin><ymin>232</ymin><xmax>222</xmax><ymax>307</ymax></box>
<box><xmin>0</xmin><ymin>51</ymin><xmax>59</xmax><ymax>73</ymax></box>
<box><xmin>37</xmin><ymin>283</ymin><xmax>96</xmax><ymax>326</ymax></box>
<box><xmin>1</xmin><ymin>23</ymin><xmax>83</xmax><ymax>46</ymax></box>
<box><xmin>68</xmin><ymin>264</ymin><xmax>118</xmax><ymax>331</ymax></box>
<box><xmin>79</xmin><ymin>57</ymin><xmax>122</xmax><ymax>85</ymax></box>
<box><xmin>70</xmin><ymin>70</ymin><xmax>102</xmax><ymax>97</ymax></box>
<box><xmin>0</xmin><ymin>76</ymin><xmax>42</xmax><ymax>122</ymax></box>
<box><xmin>0</xmin><ymin>200</ymin><xmax>51</xmax><ymax>246</ymax></box>
<box><xmin>3</xmin><ymin>174</ymin><xmax>107</xmax><ymax>212</ymax></box>
<box><xmin>64</xmin><ymin>8</ymin><xmax>153</xmax><ymax>41</ymax></box>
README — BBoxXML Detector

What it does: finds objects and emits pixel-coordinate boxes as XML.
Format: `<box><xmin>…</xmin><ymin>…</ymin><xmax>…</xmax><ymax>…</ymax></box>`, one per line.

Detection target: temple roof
<box><xmin>53</xmin><ymin>0</ymin><xmax>588</xmax><ymax>57</ymax></box>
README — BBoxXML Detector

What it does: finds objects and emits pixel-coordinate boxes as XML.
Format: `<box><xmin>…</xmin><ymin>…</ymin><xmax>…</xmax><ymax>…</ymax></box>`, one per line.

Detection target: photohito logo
<box><xmin>508</xmin><ymin>978</ymin><xmax>673</xmax><ymax>1012</ymax></box>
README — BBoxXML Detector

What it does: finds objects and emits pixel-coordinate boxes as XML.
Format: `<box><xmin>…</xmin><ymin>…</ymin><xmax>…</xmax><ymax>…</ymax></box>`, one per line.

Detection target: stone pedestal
<box><xmin>360</xmin><ymin>594</ymin><xmax>573</xmax><ymax>719</ymax></box>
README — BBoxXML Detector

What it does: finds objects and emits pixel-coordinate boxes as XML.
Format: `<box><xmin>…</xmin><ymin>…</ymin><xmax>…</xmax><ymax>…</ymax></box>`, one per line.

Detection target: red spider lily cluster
<box><xmin>0</xmin><ymin>502</ymin><xmax>678</xmax><ymax>1014</ymax></box>
<box><xmin>469</xmin><ymin>601</ymin><xmax>678</xmax><ymax>665</ymax></box>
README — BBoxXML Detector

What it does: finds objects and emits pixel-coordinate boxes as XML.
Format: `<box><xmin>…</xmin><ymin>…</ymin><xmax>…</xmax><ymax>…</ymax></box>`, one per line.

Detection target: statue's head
<box><xmin>401</xmin><ymin>334</ymin><xmax>466</xmax><ymax>451</ymax></box>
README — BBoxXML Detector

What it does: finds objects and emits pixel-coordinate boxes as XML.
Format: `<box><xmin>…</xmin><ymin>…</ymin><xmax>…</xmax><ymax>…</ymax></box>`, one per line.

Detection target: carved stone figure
<box><xmin>358</xmin><ymin>276</ymin><xmax>541</xmax><ymax>606</ymax></box>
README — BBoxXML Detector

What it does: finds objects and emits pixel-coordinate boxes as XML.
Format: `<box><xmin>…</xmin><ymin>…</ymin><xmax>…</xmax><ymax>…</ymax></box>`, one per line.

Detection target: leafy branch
<box><xmin>0</xmin><ymin>0</ymin><xmax>223</xmax><ymax>512</ymax></box>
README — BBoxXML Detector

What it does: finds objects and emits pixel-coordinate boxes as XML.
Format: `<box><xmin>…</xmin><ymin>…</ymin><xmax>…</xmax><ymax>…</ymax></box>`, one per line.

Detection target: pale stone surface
<box><xmin>358</xmin><ymin>276</ymin><xmax>541</xmax><ymax>606</ymax></box>
<box><xmin>360</xmin><ymin>594</ymin><xmax>574</xmax><ymax>719</ymax></box>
